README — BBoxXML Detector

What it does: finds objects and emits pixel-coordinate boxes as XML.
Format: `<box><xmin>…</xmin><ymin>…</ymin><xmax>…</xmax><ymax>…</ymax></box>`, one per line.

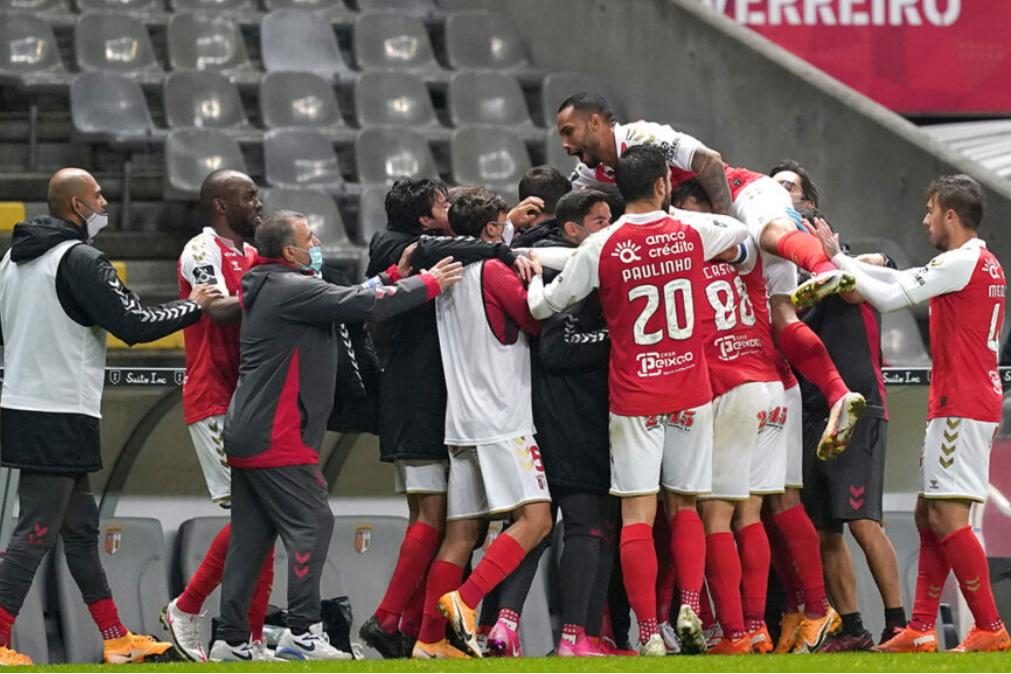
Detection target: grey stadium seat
<box><xmin>263</xmin><ymin>129</ymin><xmax>344</xmax><ymax>192</ymax></box>
<box><xmin>444</xmin><ymin>10</ymin><xmax>542</xmax><ymax>84</ymax></box>
<box><xmin>167</xmin><ymin>13</ymin><xmax>258</xmax><ymax>86</ymax></box>
<box><xmin>545</xmin><ymin>128</ymin><xmax>576</xmax><ymax>176</ymax></box>
<box><xmin>540</xmin><ymin>71</ymin><xmax>620</xmax><ymax>126</ymax></box>
<box><xmin>163</xmin><ymin>70</ymin><xmax>259</xmax><ymax>143</ymax></box>
<box><xmin>352</xmin><ymin>12</ymin><xmax>446</xmax><ymax>82</ymax></box>
<box><xmin>323</xmin><ymin>516</ymin><xmax>408</xmax><ymax>658</ymax></box>
<box><xmin>169</xmin><ymin>0</ymin><xmax>261</xmax><ymax>25</ymax></box>
<box><xmin>262</xmin><ymin>0</ymin><xmax>354</xmax><ymax>26</ymax></box>
<box><xmin>259</xmin><ymin>71</ymin><xmax>355</xmax><ymax>143</ymax></box>
<box><xmin>881</xmin><ymin>308</ymin><xmax>931</xmax><ymax>367</ymax></box>
<box><xmin>0</xmin><ymin>14</ymin><xmax>71</xmax><ymax>90</ymax></box>
<box><xmin>358</xmin><ymin>184</ymin><xmax>388</xmax><ymax>246</ymax></box>
<box><xmin>74</xmin><ymin>12</ymin><xmax>164</xmax><ymax>86</ymax></box>
<box><xmin>262</xmin><ymin>188</ymin><xmax>361</xmax><ymax>262</ymax></box>
<box><xmin>71</xmin><ymin>71</ymin><xmax>164</xmax><ymax>145</ymax></box>
<box><xmin>56</xmin><ymin>518</ymin><xmax>171</xmax><ymax>664</ymax></box>
<box><xmin>164</xmin><ymin>128</ymin><xmax>247</xmax><ymax>200</ymax></box>
<box><xmin>355</xmin><ymin>127</ymin><xmax>439</xmax><ymax>185</ymax></box>
<box><xmin>260</xmin><ymin>9</ymin><xmax>353</xmax><ymax>83</ymax></box>
<box><xmin>356</xmin><ymin>0</ymin><xmax>441</xmax><ymax>22</ymax></box>
<box><xmin>451</xmin><ymin>126</ymin><xmax>532</xmax><ymax>200</ymax></box>
<box><xmin>354</xmin><ymin>71</ymin><xmax>447</xmax><ymax>141</ymax></box>
<box><xmin>0</xmin><ymin>0</ymin><xmax>74</xmax><ymax>27</ymax></box>
<box><xmin>76</xmin><ymin>0</ymin><xmax>166</xmax><ymax>24</ymax></box>
<box><xmin>448</xmin><ymin>70</ymin><xmax>540</xmax><ymax>142</ymax></box>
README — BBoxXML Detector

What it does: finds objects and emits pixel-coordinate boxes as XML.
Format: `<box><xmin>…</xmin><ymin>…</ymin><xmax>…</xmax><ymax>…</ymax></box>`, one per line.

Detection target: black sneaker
<box><xmin>817</xmin><ymin>629</ymin><xmax>875</xmax><ymax>652</ymax></box>
<box><xmin>358</xmin><ymin>616</ymin><xmax>406</xmax><ymax>659</ymax></box>
<box><xmin>879</xmin><ymin>624</ymin><xmax>903</xmax><ymax>646</ymax></box>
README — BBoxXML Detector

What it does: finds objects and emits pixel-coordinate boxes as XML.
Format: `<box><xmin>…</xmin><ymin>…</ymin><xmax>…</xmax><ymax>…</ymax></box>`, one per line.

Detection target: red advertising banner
<box><xmin>702</xmin><ymin>0</ymin><xmax>1011</xmax><ymax>115</ymax></box>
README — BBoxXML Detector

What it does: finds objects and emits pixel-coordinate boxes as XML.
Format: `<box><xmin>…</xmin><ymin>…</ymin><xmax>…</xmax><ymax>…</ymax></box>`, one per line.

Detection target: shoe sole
<box><xmin>818</xmin><ymin>394</ymin><xmax>865</xmax><ymax>461</ymax></box>
<box><xmin>676</xmin><ymin>607</ymin><xmax>708</xmax><ymax>655</ymax></box>
<box><xmin>438</xmin><ymin>595</ymin><xmax>482</xmax><ymax>658</ymax></box>
<box><xmin>791</xmin><ymin>272</ymin><xmax>856</xmax><ymax>309</ymax></box>
<box><xmin>159</xmin><ymin>604</ymin><xmax>203</xmax><ymax>663</ymax></box>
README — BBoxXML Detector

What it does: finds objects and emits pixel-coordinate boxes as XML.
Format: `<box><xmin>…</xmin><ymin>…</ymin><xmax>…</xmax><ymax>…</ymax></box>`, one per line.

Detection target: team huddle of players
<box><xmin>164</xmin><ymin>92</ymin><xmax>1009</xmax><ymax>662</ymax></box>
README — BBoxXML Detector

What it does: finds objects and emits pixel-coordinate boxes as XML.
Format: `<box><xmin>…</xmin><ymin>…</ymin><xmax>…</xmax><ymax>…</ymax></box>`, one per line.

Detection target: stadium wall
<box><xmin>443</xmin><ymin>0</ymin><xmax>1011</xmax><ymax>266</ymax></box>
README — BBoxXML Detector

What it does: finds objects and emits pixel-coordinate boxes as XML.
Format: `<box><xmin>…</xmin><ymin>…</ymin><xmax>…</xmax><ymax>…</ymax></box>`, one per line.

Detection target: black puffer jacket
<box><xmin>530</xmin><ymin>231</ymin><xmax>611</xmax><ymax>493</ymax></box>
<box><xmin>367</xmin><ymin>229</ymin><xmax>518</xmax><ymax>462</ymax></box>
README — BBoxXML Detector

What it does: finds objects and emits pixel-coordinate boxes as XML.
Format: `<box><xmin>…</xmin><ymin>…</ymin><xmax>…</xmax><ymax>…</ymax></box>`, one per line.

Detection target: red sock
<box><xmin>775</xmin><ymin>230</ymin><xmax>836</xmax><ymax>276</ymax></box>
<box><xmin>653</xmin><ymin>515</ymin><xmax>675</xmax><ymax>623</ymax></box>
<box><xmin>941</xmin><ymin>527</ymin><xmax>1004</xmax><ymax>631</ymax></box>
<box><xmin>177</xmin><ymin>523</ymin><xmax>230</xmax><ymax>615</ymax></box>
<box><xmin>619</xmin><ymin>522</ymin><xmax>659</xmax><ymax>641</ymax></box>
<box><xmin>399</xmin><ymin>569</ymin><xmax>428</xmax><ymax>639</ymax></box>
<box><xmin>670</xmin><ymin>510</ymin><xmax>706</xmax><ymax>613</ymax></box>
<box><xmin>773</xmin><ymin>505</ymin><xmax>828</xmax><ymax>618</ymax></box>
<box><xmin>909</xmin><ymin>528</ymin><xmax>950</xmax><ymax>631</ymax></box>
<box><xmin>736</xmin><ymin>522</ymin><xmax>771</xmax><ymax>629</ymax></box>
<box><xmin>458</xmin><ymin>533</ymin><xmax>526</xmax><ymax>609</ymax></box>
<box><xmin>248</xmin><ymin>549</ymin><xmax>274</xmax><ymax>642</ymax></box>
<box><xmin>375</xmin><ymin>522</ymin><xmax>441</xmax><ymax>633</ymax></box>
<box><xmin>705</xmin><ymin>533</ymin><xmax>746</xmax><ymax>638</ymax></box>
<box><xmin>417</xmin><ymin>560</ymin><xmax>464</xmax><ymax>644</ymax></box>
<box><xmin>777</xmin><ymin>322</ymin><xmax>849</xmax><ymax>408</ymax></box>
<box><xmin>698</xmin><ymin>583</ymin><xmax>716</xmax><ymax>630</ymax></box>
<box><xmin>765</xmin><ymin>518</ymin><xmax>802</xmax><ymax>612</ymax></box>
<box><xmin>0</xmin><ymin>605</ymin><xmax>15</xmax><ymax>648</ymax></box>
<box><xmin>88</xmin><ymin>598</ymin><xmax>127</xmax><ymax>640</ymax></box>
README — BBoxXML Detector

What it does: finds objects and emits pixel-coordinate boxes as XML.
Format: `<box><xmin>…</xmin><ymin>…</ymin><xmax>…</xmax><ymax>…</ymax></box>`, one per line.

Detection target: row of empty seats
<box><xmin>0</xmin><ymin>9</ymin><xmax>546</xmax><ymax>90</ymax></box>
<box><xmin>71</xmin><ymin>69</ymin><xmax>590</xmax><ymax>144</ymax></box>
<box><xmin>1</xmin><ymin>0</ymin><xmax>439</xmax><ymax>25</ymax></box>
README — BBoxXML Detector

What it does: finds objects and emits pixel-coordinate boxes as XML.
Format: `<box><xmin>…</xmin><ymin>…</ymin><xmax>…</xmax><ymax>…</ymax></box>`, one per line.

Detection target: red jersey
<box><xmin>926</xmin><ymin>240</ymin><xmax>1005</xmax><ymax>422</ymax></box>
<box><xmin>528</xmin><ymin>209</ymin><xmax>747</xmax><ymax>416</ymax></box>
<box><xmin>177</xmin><ymin>228</ymin><xmax>257</xmax><ymax>424</ymax></box>
<box><xmin>697</xmin><ymin>242</ymin><xmax>779</xmax><ymax>397</ymax></box>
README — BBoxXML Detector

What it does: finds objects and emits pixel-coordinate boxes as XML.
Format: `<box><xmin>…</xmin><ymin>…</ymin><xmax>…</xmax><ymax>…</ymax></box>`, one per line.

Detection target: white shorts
<box><xmin>446</xmin><ymin>435</ymin><xmax>551</xmax><ymax>520</ymax></box>
<box><xmin>188</xmin><ymin>416</ymin><xmax>231</xmax><ymax>507</ymax></box>
<box><xmin>919</xmin><ymin>417</ymin><xmax>998</xmax><ymax>503</ymax></box>
<box><xmin>394</xmin><ymin>460</ymin><xmax>448</xmax><ymax>495</ymax></box>
<box><xmin>704</xmin><ymin>382</ymin><xmax>772</xmax><ymax>500</ymax></box>
<box><xmin>732</xmin><ymin>176</ymin><xmax>801</xmax><ymax>297</ymax></box>
<box><xmin>752</xmin><ymin>381</ymin><xmax>787</xmax><ymax>494</ymax></box>
<box><xmin>782</xmin><ymin>384</ymin><xmax>804</xmax><ymax>488</ymax></box>
<box><xmin>609</xmin><ymin>403</ymin><xmax>713</xmax><ymax>497</ymax></box>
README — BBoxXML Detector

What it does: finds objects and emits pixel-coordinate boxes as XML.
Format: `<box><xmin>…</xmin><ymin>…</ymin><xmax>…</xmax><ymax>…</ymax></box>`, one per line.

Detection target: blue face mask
<box><xmin>293</xmin><ymin>245</ymin><xmax>323</xmax><ymax>275</ymax></box>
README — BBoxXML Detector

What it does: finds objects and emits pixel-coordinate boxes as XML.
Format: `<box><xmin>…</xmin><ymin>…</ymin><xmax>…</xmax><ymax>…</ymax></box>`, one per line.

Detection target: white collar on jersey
<box><xmin>618</xmin><ymin>210</ymin><xmax>668</xmax><ymax>224</ymax></box>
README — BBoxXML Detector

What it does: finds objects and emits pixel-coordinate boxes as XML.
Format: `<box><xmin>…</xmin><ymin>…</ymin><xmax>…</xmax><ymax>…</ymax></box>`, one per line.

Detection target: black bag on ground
<box><xmin>321</xmin><ymin>596</ymin><xmax>356</xmax><ymax>657</ymax></box>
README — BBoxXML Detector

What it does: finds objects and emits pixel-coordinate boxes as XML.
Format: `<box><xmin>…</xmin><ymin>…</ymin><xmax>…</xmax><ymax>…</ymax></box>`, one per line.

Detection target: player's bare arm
<box><xmin>202</xmin><ymin>295</ymin><xmax>240</xmax><ymax>325</ymax></box>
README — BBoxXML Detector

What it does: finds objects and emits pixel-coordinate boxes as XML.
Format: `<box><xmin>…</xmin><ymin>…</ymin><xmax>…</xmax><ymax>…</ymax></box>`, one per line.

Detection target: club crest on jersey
<box><xmin>104</xmin><ymin>527</ymin><xmax>123</xmax><ymax>555</ymax></box>
<box><xmin>354</xmin><ymin>526</ymin><xmax>372</xmax><ymax>554</ymax></box>
<box><xmin>611</xmin><ymin>241</ymin><xmax>642</xmax><ymax>264</ymax></box>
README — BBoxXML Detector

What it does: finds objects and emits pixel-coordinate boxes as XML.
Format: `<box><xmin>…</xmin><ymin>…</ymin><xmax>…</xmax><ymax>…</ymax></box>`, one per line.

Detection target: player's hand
<box><xmin>527</xmin><ymin>251</ymin><xmax>544</xmax><ymax>278</ymax></box>
<box><xmin>812</xmin><ymin>217</ymin><xmax>841</xmax><ymax>258</ymax></box>
<box><xmin>506</xmin><ymin>197</ymin><xmax>545</xmax><ymax>229</ymax></box>
<box><xmin>189</xmin><ymin>284</ymin><xmax>223</xmax><ymax>310</ymax></box>
<box><xmin>513</xmin><ymin>255</ymin><xmax>536</xmax><ymax>282</ymax></box>
<box><xmin>397</xmin><ymin>242</ymin><xmax>418</xmax><ymax>278</ymax></box>
<box><xmin>424</xmin><ymin>256</ymin><xmax>464</xmax><ymax>291</ymax></box>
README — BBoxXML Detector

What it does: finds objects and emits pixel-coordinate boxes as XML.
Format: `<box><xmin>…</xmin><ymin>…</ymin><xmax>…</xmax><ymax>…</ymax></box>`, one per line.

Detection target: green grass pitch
<box><xmin>18</xmin><ymin>653</ymin><xmax>1011</xmax><ymax>673</ymax></box>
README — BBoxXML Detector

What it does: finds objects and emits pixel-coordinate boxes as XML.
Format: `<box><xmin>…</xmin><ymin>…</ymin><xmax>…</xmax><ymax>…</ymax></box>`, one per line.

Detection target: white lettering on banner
<box><xmin>702</xmin><ymin>0</ymin><xmax>961</xmax><ymax>26</ymax></box>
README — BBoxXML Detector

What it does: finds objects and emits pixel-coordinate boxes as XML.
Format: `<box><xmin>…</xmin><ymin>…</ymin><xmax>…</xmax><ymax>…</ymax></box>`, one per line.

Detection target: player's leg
<box><xmin>848</xmin><ymin>520</ymin><xmax>904</xmax><ymax>641</ymax></box>
<box><xmin>487</xmin><ymin>535</ymin><xmax>550</xmax><ymax>657</ymax></box>
<box><xmin>608</xmin><ymin>412</ymin><xmax>665</xmax><ymax>654</ymax></box>
<box><xmin>0</xmin><ymin>472</ymin><xmax>80</xmax><ymax>666</ymax></box>
<box><xmin>163</xmin><ymin>417</ymin><xmax>233</xmax><ymax>661</ymax></box>
<box><xmin>585</xmin><ymin>498</ymin><xmax>621</xmax><ymax>653</ymax></box>
<box><xmin>701</xmin><ymin>499</ymin><xmax>749</xmax><ymax>654</ymax></box>
<box><xmin>734</xmin><ymin>496</ymin><xmax>772</xmax><ymax>653</ymax></box>
<box><xmin>652</xmin><ymin>504</ymin><xmax>680</xmax><ymax>653</ymax></box>
<box><xmin>362</xmin><ymin>462</ymin><xmax>446</xmax><ymax>658</ymax></box>
<box><xmin>554</xmin><ymin>491</ymin><xmax>608</xmax><ymax>656</ymax></box>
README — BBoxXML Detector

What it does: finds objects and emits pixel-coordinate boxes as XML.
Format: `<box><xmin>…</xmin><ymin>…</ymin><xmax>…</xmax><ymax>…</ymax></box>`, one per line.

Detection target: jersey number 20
<box><xmin>628</xmin><ymin>279</ymin><xmax>693</xmax><ymax>345</ymax></box>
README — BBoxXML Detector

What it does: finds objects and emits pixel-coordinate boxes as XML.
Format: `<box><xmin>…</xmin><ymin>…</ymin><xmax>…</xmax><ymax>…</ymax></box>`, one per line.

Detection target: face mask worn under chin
<box><xmin>77</xmin><ymin>201</ymin><xmax>109</xmax><ymax>240</ymax></box>
<box><xmin>293</xmin><ymin>245</ymin><xmax>324</xmax><ymax>275</ymax></box>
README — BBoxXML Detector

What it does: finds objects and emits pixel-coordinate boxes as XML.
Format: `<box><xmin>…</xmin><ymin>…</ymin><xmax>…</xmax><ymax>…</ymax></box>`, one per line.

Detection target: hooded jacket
<box><xmin>366</xmin><ymin>230</ymin><xmax>518</xmax><ymax>463</ymax></box>
<box><xmin>529</xmin><ymin>230</ymin><xmax>611</xmax><ymax>493</ymax></box>
<box><xmin>224</xmin><ymin>259</ymin><xmax>440</xmax><ymax>469</ymax></box>
<box><xmin>0</xmin><ymin>215</ymin><xmax>204</xmax><ymax>472</ymax></box>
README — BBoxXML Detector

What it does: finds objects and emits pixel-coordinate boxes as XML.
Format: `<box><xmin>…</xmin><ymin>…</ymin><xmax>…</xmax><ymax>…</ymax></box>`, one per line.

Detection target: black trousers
<box><xmin>218</xmin><ymin>465</ymin><xmax>334</xmax><ymax>643</ymax></box>
<box><xmin>0</xmin><ymin>472</ymin><xmax>112</xmax><ymax>616</ymax></box>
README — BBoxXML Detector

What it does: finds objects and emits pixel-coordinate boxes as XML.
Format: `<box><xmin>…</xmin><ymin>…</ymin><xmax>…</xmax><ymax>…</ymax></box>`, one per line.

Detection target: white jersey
<box><xmin>570</xmin><ymin>120</ymin><xmax>705</xmax><ymax>192</ymax></box>
<box><xmin>436</xmin><ymin>260</ymin><xmax>535</xmax><ymax>445</ymax></box>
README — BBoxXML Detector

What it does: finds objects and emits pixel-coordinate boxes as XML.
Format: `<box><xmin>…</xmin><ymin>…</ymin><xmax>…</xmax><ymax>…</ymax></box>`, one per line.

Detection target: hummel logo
<box><xmin>611</xmin><ymin>240</ymin><xmax>642</xmax><ymax>264</ymax></box>
<box><xmin>966</xmin><ymin>576</ymin><xmax>981</xmax><ymax>592</ymax></box>
<box><xmin>941</xmin><ymin>443</ymin><xmax>956</xmax><ymax>456</ymax></box>
<box><xmin>928</xmin><ymin>584</ymin><xmax>942</xmax><ymax>599</ymax></box>
<box><xmin>939</xmin><ymin>456</ymin><xmax>954</xmax><ymax>469</ymax></box>
<box><xmin>946</xmin><ymin>418</ymin><xmax>961</xmax><ymax>429</ymax></box>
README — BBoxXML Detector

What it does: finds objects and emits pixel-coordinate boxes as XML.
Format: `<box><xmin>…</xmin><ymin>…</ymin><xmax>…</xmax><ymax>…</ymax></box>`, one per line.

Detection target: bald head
<box><xmin>48</xmin><ymin>168</ymin><xmax>106</xmax><ymax>225</ymax></box>
<box><xmin>199</xmin><ymin>169</ymin><xmax>262</xmax><ymax>240</ymax></box>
